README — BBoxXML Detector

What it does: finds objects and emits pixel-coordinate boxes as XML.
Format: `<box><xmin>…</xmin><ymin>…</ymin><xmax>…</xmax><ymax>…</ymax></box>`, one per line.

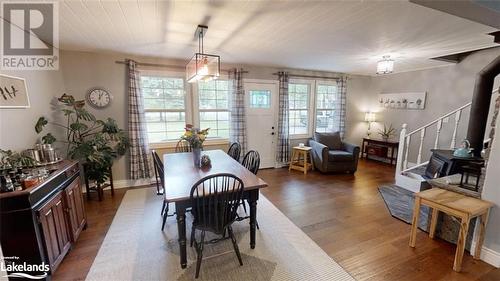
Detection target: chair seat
<box><xmin>328</xmin><ymin>150</ymin><xmax>353</xmax><ymax>162</ymax></box>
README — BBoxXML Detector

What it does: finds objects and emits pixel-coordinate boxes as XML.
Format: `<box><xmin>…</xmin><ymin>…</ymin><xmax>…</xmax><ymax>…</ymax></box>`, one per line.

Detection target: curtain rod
<box><xmin>115</xmin><ymin>60</ymin><xmax>248</xmax><ymax>73</ymax></box>
<box><xmin>272</xmin><ymin>72</ymin><xmax>343</xmax><ymax>80</ymax></box>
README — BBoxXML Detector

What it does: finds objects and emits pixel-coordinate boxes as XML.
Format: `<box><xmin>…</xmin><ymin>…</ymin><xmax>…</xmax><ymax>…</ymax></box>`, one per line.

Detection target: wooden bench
<box><xmin>409</xmin><ymin>188</ymin><xmax>493</xmax><ymax>272</ymax></box>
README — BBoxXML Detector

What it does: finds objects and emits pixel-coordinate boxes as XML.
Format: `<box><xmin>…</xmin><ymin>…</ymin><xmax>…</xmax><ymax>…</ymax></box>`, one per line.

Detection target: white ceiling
<box><xmin>55</xmin><ymin>0</ymin><xmax>497</xmax><ymax>76</ymax></box>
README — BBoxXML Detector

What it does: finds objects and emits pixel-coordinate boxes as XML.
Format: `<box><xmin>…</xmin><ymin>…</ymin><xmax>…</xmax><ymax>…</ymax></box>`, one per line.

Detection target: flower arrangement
<box><xmin>181</xmin><ymin>124</ymin><xmax>209</xmax><ymax>149</ymax></box>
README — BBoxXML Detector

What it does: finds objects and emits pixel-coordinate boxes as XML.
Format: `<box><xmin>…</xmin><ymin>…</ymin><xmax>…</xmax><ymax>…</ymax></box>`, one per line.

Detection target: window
<box><xmin>249</xmin><ymin>90</ymin><xmax>271</xmax><ymax>108</ymax></box>
<box><xmin>288</xmin><ymin>83</ymin><xmax>310</xmax><ymax>136</ymax></box>
<box><xmin>141</xmin><ymin>75</ymin><xmax>186</xmax><ymax>143</ymax></box>
<box><xmin>197</xmin><ymin>80</ymin><xmax>230</xmax><ymax>138</ymax></box>
<box><xmin>315</xmin><ymin>83</ymin><xmax>337</xmax><ymax>133</ymax></box>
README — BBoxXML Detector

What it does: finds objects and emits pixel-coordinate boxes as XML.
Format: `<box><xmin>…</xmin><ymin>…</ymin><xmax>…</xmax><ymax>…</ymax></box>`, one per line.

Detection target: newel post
<box><xmin>395</xmin><ymin>123</ymin><xmax>407</xmax><ymax>176</ymax></box>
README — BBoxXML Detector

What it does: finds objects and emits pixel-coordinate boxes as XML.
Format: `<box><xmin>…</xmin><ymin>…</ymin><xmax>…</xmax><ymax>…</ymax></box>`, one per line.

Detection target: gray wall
<box><xmin>0</xmin><ymin>68</ymin><xmax>67</xmax><ymax>151</ymax></box>
<box><xmin>483</xmin><ymin>114</ymin><xmax>500</xmax><ymax>255</ymax></box>
<box><xmin>344</xmin><ymin>47</ymin><xmax>500</xmax><ymax>163</ymax></box>
<box><xmin>57</xmin><ymin>50</ymin><xmax>371</xmax><ymax>180</ymax></box>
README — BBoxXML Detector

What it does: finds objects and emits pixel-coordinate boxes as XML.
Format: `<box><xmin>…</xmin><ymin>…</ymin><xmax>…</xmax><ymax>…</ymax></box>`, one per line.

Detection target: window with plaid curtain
<box><xmin>276</xmin><ymin>72</ymin><xmax>290</xmax><ymax>165</ymax></box>
<box><xmin>229</xmin><ymin>69</ymin><xmax>247</xmax><ymax>160</ymax></box>
<box><xmin>127</xmin><ymin>59</ymin><xmax>153</xmax><ymax>179</ymax></box>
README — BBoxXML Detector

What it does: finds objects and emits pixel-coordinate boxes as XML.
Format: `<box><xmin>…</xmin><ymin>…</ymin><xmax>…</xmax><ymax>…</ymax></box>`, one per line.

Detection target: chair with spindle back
<box><xmin>152</xmin><ymin>151</ymin><xmax>176</xmax><ymax>230</ymax></box>
<box><xmin>151</xmin><ymin>150</ymin><xmax>163</xmax><ymax>195</ymax></box>
<box><xmin>189</xmin><ymin>173</ymin><xmax>245</xmax><ymax>278</ymax></box>
<box><xmin>238</xmin><ymin>150</ymin><xmax>261</xmax><ymax>229</ymax></box>
<box><xmin>227</xmin><ymin>142</ymin><xmax>241</xmax><ymax>161</ymax></box>
<box><xmin>175</xmin><ymin>140</ymin><xmax>192</xmax><ymax>153</ymax></box>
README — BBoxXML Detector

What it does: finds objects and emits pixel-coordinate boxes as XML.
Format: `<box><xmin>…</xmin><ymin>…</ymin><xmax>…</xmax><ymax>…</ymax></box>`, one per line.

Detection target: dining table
<box><xmin>163</xmin><ymin>149</ymin><xmax>268</xmax><ymax>269</ymax></box>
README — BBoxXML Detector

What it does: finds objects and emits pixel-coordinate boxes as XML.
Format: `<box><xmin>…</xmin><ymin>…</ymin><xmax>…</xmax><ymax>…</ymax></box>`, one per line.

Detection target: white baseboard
<box><xmin>113</xmin><ymin>178</ymin><xmax>156</xmax><ymax>189</ymax></box>
<box><xmin>471</xmin><ymin>241</ymin><xmax>500</xmax><ymax>268</ymax></box>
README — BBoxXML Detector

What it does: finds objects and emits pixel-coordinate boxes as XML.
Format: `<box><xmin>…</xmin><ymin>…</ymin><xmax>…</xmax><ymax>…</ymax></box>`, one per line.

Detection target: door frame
<box><xmin>243</xmin><ymin>78</ymin><xmax>280</xmax><ymax>168</ymax></box>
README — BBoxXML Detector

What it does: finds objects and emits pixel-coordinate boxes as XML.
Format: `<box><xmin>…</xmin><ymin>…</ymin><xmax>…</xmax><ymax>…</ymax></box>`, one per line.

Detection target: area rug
<box><xmin>86</xmin><ymin>188</ymin><xmax>354</xmax><ymax>281</ymax></box>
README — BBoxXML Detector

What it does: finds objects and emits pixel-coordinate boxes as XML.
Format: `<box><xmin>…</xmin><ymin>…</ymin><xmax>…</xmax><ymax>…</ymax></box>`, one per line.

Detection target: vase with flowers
<box><xmin>181</xmin><ymin>124</ymin><xmax>210</xmax><ymax>167</ymax></box>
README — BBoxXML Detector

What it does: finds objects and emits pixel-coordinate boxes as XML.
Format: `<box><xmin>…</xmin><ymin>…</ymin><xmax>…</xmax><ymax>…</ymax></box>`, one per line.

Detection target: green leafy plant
<box><xmin>378</xmin><ymin>123</ymin><xmax>396</xmax><ymax>140</ymax></box>
<box><xmin>35</xmin><ymin>94</ymin><xmax>129</xmax><ymax>184</ymax></box>
<box><xmin>0</xmin><ymin>149</ymin><xmax>37</xmax><ymax>170</ymax></box>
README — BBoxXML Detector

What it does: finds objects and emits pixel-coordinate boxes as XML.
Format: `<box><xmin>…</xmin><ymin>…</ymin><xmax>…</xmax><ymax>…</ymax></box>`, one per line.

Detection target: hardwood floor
<box><xmin>53</xmin><ymin>159</ymin><xmax>498</xmax><ymax>281</ymax></box>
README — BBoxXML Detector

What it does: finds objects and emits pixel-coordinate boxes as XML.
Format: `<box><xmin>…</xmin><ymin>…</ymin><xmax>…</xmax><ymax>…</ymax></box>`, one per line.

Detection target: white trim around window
<box><xmin>288</xmin><ymin>79</ymin><xmax>315</xmax><ymax>139</ymax></box>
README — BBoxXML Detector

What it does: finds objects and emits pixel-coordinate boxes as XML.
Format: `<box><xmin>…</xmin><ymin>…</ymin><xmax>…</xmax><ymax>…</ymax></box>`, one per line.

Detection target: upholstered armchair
<box><xmin>308</xmin><ymin>132</ymin><xmax>360</xmax><ymax>174</ymax></box>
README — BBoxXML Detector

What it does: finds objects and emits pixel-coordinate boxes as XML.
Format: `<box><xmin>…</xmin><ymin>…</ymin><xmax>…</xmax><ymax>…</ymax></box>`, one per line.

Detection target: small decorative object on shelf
<box><xmin>378</xmin><ymin>123</ymin><xmax>396</xmax><ymax>141</ymax></box>
<box><xmin>200</xmin><ymin>155</ymin><xmax>211</xmax><ymax>168</ymax></box>
<box><xmin>453</xmin><ymin>139</ymin><xmax>473</xmax><ymax>158</ymax></box>
<box><xmin>181</xmin><ymin>124</ymin><xmax>209</xmax><ymax>167</ymax></box>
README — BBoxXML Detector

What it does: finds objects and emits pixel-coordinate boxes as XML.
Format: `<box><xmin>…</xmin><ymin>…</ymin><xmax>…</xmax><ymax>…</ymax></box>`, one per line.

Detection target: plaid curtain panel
<box><xmin>333</xmin><ymin>76</ymin><xmax>348</xmax><ymax>138</ymax></box>
<box><xmin>229</xmin><ymin>69</ymin><xmax>247</xmax><ymax>160</ymax></box>
<box><xmin>127</xmin><ymin>59</ymin><xmax>152</xmax><ymax>179</ymax></box>
<box><xmin>276</xmin><ymin>72</ymin><xmax>290</xmax><ymax>164</ymax></box>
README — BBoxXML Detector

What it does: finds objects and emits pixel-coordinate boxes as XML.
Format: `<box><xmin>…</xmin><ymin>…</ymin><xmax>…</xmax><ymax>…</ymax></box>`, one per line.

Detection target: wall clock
<box><xmin>86</xmin><ymin>88</ymin><xmax>112</xmax><ymax>109</ymax></box>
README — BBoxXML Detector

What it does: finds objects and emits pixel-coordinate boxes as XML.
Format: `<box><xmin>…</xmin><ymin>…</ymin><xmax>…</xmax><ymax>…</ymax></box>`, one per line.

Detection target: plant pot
<box><xmin>193</xmin><ymin>148</ymin><xmax>201</xmax><ymax>167</ymax></box>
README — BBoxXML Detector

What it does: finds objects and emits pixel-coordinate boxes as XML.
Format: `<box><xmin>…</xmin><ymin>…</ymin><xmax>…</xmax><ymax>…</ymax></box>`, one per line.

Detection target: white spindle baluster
<box><xmin>450</xmin><ymin>110</ymin><xmax>462</xmax><ymax>149</ymax></box>
<box><xmin>417</xmin><ymin>128</ymin><xmax>426</xmax><ymax>164</ymax></box>
<box><xmin>404</xmin><ymin>134</ymin><xmax>411</xmax><ymax>170</ymax></box>
<box><xmin>434</xmin><ymin>119</ymin><xmax>442</xmax><ymax>149</ymax></box>
<box><xmin>395</xmin><ymin>124</ymin><xmax>407</xmax><ymax>176</ymax></box>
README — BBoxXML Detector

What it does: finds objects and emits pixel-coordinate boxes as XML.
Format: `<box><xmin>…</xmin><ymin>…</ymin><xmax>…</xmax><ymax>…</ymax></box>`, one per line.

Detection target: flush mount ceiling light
<box><xmin>186</xmin><ymin>25</ymin><xmax>220</xmax><ymax>83</ymax></box>
<box><xmin>376</xmin><ymin>55</ymin><xmax>394</xmax><ymax>75</ymax></box>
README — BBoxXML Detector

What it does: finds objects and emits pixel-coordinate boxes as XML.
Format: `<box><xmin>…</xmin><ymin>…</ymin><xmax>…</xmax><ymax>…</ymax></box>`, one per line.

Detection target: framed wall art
<box><xmin>0</xmin><ymin>74</ymin><xmax>30</xmax><ymax>108</ymax></box>
<box><xmin>378</xmin><ymin>92</ymin><xmax>426</xmax><ymax>110</ymax></box>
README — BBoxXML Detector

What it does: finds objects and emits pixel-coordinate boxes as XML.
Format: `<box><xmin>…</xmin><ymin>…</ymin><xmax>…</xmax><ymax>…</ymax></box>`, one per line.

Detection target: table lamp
<box><xmin>364</xmin><ymin>112</ymin><xmax>376</xmax><ymax>138</ymax></box>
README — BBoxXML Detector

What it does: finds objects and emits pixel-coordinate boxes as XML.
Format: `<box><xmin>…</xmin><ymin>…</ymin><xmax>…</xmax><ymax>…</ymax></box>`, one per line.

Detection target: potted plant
<box><xmin>35</xmin><ymin>94</ymin><xmax>128</xmax><ymax>185</ymax></box>
<box><xmin>181</xmin><ymin>124</ymin><xmax>209</xmax><ymax>167</ymax></box>
<box><xmin>0</xmin><ymin>149</ymin><xmax>37</xmax><ymax>171</ymax></box>
<box><xmin>378</xmin><ymin>123</ymin><xmax>396</xmax><ymax>141</ymax></box>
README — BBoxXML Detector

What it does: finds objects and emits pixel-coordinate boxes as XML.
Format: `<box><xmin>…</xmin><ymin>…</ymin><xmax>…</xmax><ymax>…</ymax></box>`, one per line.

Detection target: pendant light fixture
<box><xmin>376</xmin><ymin>55</ymin><xmax>394</xmax><ymax>74</ymax></box>
<box><xmin>186</xmin><ymin>25</ymin><xmax>220</xmax><ymax>83</ymax></box>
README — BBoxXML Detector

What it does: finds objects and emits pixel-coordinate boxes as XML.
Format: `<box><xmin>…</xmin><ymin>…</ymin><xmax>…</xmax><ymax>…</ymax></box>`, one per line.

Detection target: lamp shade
<box><xmin>365</xmin><ymin>112</ymin><xmax>376</xmax><ymax>122</ymax></box>
<box><xmin>376</xmin><ymin>56</ymin><xmax>394</xmax><ymax>74</ymax></box>
<box><xmin>186</xmin><ymin>53</ymin><xmax>220</xmax><ymax>83</ymax></box>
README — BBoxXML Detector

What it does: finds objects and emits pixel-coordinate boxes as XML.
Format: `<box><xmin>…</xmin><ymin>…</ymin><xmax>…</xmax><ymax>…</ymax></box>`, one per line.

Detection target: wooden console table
<box><xmin>409</xmin><ymin>188</ymin><xmax>493</xmax><ymax>272</ymax></box>
<box><xmin>361</xmin><ymin>138</ymin><xmax>399</xmax><ymax>165</ymax></box>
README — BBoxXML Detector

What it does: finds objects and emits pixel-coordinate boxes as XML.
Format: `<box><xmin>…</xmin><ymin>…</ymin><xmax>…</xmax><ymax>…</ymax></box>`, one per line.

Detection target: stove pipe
<box><xmin>466</xmin><ymin>55</ymin><xmax>500</xmax><ymax>157</ymax></box>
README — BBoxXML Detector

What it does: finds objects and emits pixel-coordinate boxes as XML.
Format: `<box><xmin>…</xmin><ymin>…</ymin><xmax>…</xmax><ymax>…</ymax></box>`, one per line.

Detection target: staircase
<box><xmin>395</xmin><ymin>103</ymin><xmax>472</xmax><ymax>192</ymax></box>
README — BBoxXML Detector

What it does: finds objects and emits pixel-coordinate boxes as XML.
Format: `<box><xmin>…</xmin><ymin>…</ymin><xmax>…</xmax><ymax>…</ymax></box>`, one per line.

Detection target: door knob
<box><xmin>272</xmin><ymin>126</ymin><xmax>274</xmax><ymax>129</ymax></box>
<box><xmin>271</xmin><ymin>132</ymin><xmax>275</xmax><ymax>135</ymax></box>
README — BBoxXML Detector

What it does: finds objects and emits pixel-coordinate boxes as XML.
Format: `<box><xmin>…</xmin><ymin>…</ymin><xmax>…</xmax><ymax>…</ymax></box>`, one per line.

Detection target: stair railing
<box><xmin>395</xmin><ymin>102</ymin><xmax>472</xmax><ymax>176</ymax></box>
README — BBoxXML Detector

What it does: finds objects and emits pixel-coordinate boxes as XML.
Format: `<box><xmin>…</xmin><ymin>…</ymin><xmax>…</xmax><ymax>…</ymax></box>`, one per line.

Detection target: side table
<box><xmin>289</xmin><ymin>146</ymin><xmax>314</xmax><ymax>174</ymax></box>
<box><xmin>409</xmin><ymin>188</ymin><xmax>493</xmax><ymax>272</ymax></box>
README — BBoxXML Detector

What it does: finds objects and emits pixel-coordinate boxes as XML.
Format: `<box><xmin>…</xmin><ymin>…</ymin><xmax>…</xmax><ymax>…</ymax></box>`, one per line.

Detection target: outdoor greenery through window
<box><xmin>288</xmin><ymin>83</ymin><xmax>310</xmax><ymax>135</ymax></box>
<box><xmin>315</xmin><ymin>83</ymin><xmax>337</xmax><ymax>133</ymax></box>
<box><xmin>198</xmin><ymin>80</ymin><xmax>230</xmax><ymax>138</ymax></box>
<box><xmin>141</xmin><ymin>76</ymin><xmax>186</xmax><ymax>143</ymax></box>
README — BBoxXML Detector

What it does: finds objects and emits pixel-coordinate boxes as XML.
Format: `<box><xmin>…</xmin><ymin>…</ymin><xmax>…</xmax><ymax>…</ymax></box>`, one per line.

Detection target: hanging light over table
<box><xmin>186</xmin><ymin>25</ymin><xmax>220</xmax><ymax>83</ymax></box>
<box><xmin>376</xmin><ymin>56</ymin><xmax>394</xmax><ymax>74</ymax></box>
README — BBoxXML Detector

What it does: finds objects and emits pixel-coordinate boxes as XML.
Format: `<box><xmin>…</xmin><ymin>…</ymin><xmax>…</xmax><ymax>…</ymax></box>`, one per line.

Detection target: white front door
<box><xmin>244</xmin><ymin>80</ymin><xmax>278</xmax><ymax>168</ymax></box>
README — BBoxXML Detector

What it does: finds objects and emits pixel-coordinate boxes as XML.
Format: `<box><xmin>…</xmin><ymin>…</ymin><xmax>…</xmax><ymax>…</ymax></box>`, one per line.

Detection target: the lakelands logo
<box><xmin>1</xmin><ymin>1</ymin><xmax>59</xmax><ymax>70</ymax></box>
<box><xmin>1</xmin><ymin>256</ymin><xmax>49</xmax><ymax>279</ymax></box>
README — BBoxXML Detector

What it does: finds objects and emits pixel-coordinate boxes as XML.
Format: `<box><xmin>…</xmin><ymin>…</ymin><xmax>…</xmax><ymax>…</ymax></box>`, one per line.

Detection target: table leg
<box><xmin>248</xmin><ymin>189</ymin><xmax>259</xmax><ymax>249</ymax></box>
<box><xmin>409</xmin><ymin>197</ymin><xmax>421</xmax><ymax>247</ymax></box>
<box><xmin>302</xmin><ymin>151</ymin><xmax>308</xmax><ymax>174</ymax></box>
<box><xmin>289</xmin><ymin>150</ymin><xmax>295</xmax><ymax>171</ymax></box>
<box><xmin>429</xmin><ymin>208</ymin><xmax>439</xmax><ymax>239</ymax></box>
<box><xmin>309</xmin><ymin>151</ymin><xmax>314</xmax><ymax>171</ymax></box>
<box><xmin>175</xmin><ymin>202</ymin><xmax>187</xmax><ymax>269</ymax></box>
<box><xmin>361</xmin><ymin>140</ymin><xmax>365</xmax><ymax>159</ymax></box>
<box><xmin>453</xmin><ymin>215</ymin><xmax>470</xmax><ymax>272</ymax></box>
<box><xmin>474</xmin><ymin>210</ymin><xmax>490</xmax><ymax>260</ymax></box>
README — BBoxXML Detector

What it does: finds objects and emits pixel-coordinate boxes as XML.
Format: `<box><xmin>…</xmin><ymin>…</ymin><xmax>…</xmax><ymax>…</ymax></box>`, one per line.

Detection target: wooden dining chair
<box><xmin>189</xmin><ymin>173</ymin><xmax>245</xmax><ymax>278</ymax></box>
<box><xmin>227</xmin><ymin>142</ymin><xmax>241</xmax><ymax>161</ymax></box>
<box><xmin>151</xmin><ymin>150</ymin><xmax>163</xmax><ymax>195</ymax></box>
<box><xmin>239</xmin><ymin>150</ymin><xmax>261</xmax><ymax>229</ymax></box>
<box><xmin>154</xmin><ymin>152</ymin><xmax>176</xmax><ymax>230</ymax></box>
<box><xmin>175</xmin><ymin>140</ymin><xmax>192</xmax><ymax>153</ymax></box>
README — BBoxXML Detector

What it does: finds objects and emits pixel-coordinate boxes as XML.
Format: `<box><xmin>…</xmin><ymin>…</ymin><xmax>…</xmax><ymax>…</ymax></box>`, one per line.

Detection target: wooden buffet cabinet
<box><xmin>0</xmin><ymin>160</ymin><xmax>86</xmax><ymax>278</ymax></box>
